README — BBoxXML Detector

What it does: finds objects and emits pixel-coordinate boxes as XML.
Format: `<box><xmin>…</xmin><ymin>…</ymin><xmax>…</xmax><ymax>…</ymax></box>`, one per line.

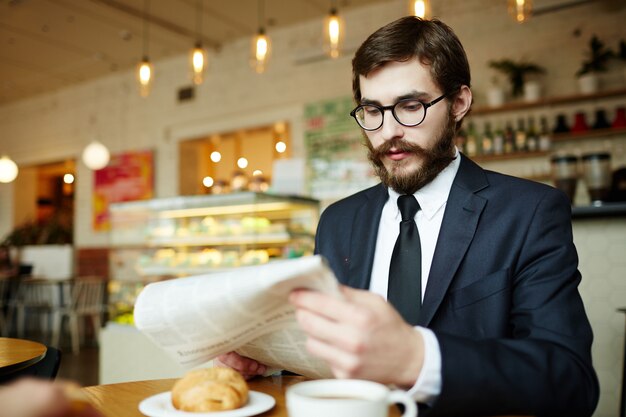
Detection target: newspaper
<box><xmin>134</xmin><ymin>255</ymin><xmax>340</xmax><ymax>379</ymax></box>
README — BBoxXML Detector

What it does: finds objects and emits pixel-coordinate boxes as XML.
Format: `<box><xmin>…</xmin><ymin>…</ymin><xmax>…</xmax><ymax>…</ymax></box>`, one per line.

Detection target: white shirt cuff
<box><xmin>406</xmin><ymin>326</ymin><xmax>442</xmax><ymax>405</ymax></box>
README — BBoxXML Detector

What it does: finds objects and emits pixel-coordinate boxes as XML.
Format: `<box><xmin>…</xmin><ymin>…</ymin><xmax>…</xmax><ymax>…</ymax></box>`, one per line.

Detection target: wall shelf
<box><xmin>471</xmin><ymin>88</ymin><xmax>626</xmax><ymax>116</ymax></box>
<box><xmin>473</xmin><ymin>151</ymin><xmax>549</xmax><ymax>163</ymax></box>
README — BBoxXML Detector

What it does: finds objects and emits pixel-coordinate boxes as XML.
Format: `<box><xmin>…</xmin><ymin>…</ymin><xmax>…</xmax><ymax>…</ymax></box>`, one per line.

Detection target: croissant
<box><xmin>171</xmin><ymin>367</ymin><xmax>249</xmax><ymax>412</ymax></box>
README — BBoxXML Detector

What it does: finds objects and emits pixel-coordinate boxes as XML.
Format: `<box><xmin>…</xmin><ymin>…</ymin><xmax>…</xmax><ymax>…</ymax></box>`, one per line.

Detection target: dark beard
<box><xmin>365</xmin><ymin>113</ymin><xmax>457</xmax><ymax>195</ymax></box>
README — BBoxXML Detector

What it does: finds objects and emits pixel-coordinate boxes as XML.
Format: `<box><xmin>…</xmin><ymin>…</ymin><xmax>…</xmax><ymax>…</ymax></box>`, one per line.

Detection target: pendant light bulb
<box><xmin>508</xmin><ymin>0</ymin><xmax>532</xmax><ymax>23</ymax></box>
<box><xmin>190</xmin><ymin>43</ymin><xmax>207</xmax><ymax>85</ymax></box>
<box><xmin>82</xmin><ymin>140</ymin><xmax>110</xmax><ymax>171</ymax></box>
<box><xmin>137</xmin><ymin>56</ymin><xmax>154</xmax><ymax>97</ymax></box>
<box><xmin>251</xmin><ymin>28</ymin><xmax>270</xmax><ymax>74</ymax></box>
<box><xmin>0</xmin><ymin>155</ymin><xmax>19</xmax><ymax>183</ymax></box>
<box><xmin>414</xmin><ymin>0</ymin><xmax>426</xmax><ymax>18</ymax></box>
<box><xmin>410</xmin><ymin>0</ymin><xmax>430</xmax><ymax>18</ymax></box>
<box><xmin>324</xmin><ymin>8</ymin><xmax>342</xmax><ymax>59</ymax></box>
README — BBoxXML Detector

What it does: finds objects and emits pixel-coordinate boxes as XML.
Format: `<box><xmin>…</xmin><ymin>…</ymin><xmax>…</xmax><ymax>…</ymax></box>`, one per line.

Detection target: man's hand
<box><xmin>289</xmin><ymin>285</ymin><xmax>424</xmax><ymax>387</ymax></box>
<box><xmin>214</xmin><ymin>352</ymin><xmax>267</xmax><ymax>380</ymax></box>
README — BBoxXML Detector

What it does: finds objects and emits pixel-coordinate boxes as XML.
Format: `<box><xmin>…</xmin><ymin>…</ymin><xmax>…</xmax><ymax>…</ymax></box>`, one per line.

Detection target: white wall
<box><xmin>1</xmin><ymin>0</ymin><xmax>623</xmax><ymax>246</ymax></box>
<box><xmin>0</xmin><ymin>2</ymin><xmax>624</xmax><ymax>415</ymax></box>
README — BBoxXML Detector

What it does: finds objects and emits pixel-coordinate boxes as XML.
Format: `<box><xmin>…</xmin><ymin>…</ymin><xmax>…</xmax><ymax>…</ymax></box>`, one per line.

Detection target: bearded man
<box><xmin>218</xmin><ymin>16</ymin><xmax>599</xmax><ymax>417</ymax></box>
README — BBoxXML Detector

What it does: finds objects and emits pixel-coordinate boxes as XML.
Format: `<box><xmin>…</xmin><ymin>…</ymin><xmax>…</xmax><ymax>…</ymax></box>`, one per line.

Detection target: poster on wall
<box><xmin>93</xmin><ymin>150</ymin><xmax>154</xmax><ymax>231</ymax></box>
<box><xmin>304</xmin><ymin>96</ymin><xmax>377</xmax><ymax>203</ymax></box>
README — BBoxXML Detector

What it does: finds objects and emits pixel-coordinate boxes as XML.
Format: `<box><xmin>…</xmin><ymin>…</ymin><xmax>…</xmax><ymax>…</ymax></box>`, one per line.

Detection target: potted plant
<box><xmin>2</xmin><ymin>214</ymin><xmax>74</xmax><ymax>279</ymax></box>
<box><xmin>485</xmin><ymin>75</ymin><xmax>506</xmax><ymax>107</ymax></box>
<box><xmin>576</xmin><ymin>35</ymin><xmax>614</xmax><ymax>94</ymax></box>
<box><xmin>488</xmin><ymin>59</ymin><xmax>545</xmax><ymax>102</ymax></box>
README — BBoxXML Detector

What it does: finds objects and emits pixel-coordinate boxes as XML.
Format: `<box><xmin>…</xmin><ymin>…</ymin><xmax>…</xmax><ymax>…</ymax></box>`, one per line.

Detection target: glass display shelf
<box><xmin>107</xmin><ymin>192</ymin><xmax>320</xmax><ymax>323</ymax></box>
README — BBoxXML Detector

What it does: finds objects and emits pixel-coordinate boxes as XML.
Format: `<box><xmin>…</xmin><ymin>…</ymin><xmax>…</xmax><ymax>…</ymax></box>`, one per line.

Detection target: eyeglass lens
<box><xmin>354</xmin><ymin>100</ymin><xmax>425</xmax><ymax>130</ymax></box>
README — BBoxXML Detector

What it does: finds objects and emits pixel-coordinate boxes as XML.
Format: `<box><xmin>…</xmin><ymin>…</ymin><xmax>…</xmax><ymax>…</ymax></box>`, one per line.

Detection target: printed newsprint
<box><xmin>134</xmin><ymin>255</ymin><xmax>340</xmax><ymax>379</ymax></box>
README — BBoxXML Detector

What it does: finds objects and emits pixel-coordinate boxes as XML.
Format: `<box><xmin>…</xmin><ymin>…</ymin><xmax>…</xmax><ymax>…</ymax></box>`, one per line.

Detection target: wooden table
<box><xmin>0</xmin><ymin>337</ymin><xmax>47</xmax><ymax>376</ymax></box>
<box><xmin>82</xmin><ymin>375</ymin><xmax>403</xmax><ymax>417</ymax></box>
<box><xmin>81</xmin><ymin>375</ymin><xmax>532</xmax><ymax>417</ymax></box>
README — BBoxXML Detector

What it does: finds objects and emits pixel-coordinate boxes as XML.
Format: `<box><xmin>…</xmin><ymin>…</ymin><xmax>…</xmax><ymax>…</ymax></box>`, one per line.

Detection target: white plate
<box><xmin>139</xmin><ymin>390</ymin><xmax>276</xmax><ymax>417</ymax></box>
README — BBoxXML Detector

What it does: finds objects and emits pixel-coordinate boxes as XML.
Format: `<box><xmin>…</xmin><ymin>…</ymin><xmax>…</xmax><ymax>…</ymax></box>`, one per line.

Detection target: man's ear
<box><xmin>451</xmin><ymin>85</ymin><xmax>472</xmax><ymax>122</ymax></box>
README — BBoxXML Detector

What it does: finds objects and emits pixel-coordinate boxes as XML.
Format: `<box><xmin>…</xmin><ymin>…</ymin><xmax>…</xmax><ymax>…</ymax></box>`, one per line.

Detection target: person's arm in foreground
<box><xmin>0</xmin><ymin>378</ymin><xmax>102</xmax><ymax>417</ymax></box>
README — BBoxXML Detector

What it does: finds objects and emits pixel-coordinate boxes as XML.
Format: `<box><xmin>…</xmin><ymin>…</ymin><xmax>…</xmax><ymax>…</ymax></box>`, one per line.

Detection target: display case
<box><xmin>107</xmin><ymin>192</ymin><xmax>319</xmax><ymax>323</ymax></box>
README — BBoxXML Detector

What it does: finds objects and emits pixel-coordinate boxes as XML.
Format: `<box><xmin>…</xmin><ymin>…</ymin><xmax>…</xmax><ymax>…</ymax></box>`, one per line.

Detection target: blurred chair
<box><xmin>51</xmin><ymin>277</ymin><xmax>106</xmax><ymax>354</ymax></box>
<box><xmin>8</xmin><ymin>279</ymin><xmax>63</xmax><ymax>340</ymax></box>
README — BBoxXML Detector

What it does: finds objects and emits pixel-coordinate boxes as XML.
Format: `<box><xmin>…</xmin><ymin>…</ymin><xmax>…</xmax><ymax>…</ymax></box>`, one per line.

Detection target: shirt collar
<box><xmin>388</xmin><ymin>147</ymin><xmax>460</xmax><ymax>221</ymax></box>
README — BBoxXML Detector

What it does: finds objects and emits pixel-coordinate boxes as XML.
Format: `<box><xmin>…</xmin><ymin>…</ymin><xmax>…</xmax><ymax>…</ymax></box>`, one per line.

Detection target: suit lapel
<box><xmin>346</xmin><ymin>183</ymin><xmax>388</xmax><ymax>290</ymax></box>
<box><xmin>419</xmin><ymin>155</ymin><xmax>489</xmax><ymax>326</ymax></box>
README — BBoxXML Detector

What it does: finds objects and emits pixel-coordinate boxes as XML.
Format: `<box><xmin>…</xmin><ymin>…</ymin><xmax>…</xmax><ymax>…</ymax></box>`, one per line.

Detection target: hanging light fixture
<box><xmin>137</xmin><ymin>0</ymin><xmax>154</xmax><ymax>97</ymax></box>
<box><xmin>275</xmin><ymin>141</ymin><xmax>286</xmax><ymax>153</ymax></box>
<box><xmin>190</xmin><ymin>0</ymin><xmax>207</xmax><ymax>84</ymax></box>
<box><xmin>0</xmin><ymin>155</ymin><xmax>18</xmax><ymax>183</ymax></box>
<box><xmin>251</xmin><ymin>0</ymin><xmax>271</xmax><ymax>74</ymax></box>
<box><xmin>324</xmin><ymin>2</ymin><xmax>343</xmax><ymax>59</ymax></box>
<box><xmin>508</xmin><ymin>0</ymin><xmax>532</xmax><ymax>23</ymax></box>
<box><xmin>82</xmin><ymin>140</ymin><xmax>110</xmax><ymax>170</ymax></box>
<box><xmin>237</xmin><ymin>157</ymin><xmax>249</xmax><ymax>169</ymax></box>
<box><xmin>411</xmin><ymin>0</ymin><xmax>429</xmax><ymax>18</ymax></box>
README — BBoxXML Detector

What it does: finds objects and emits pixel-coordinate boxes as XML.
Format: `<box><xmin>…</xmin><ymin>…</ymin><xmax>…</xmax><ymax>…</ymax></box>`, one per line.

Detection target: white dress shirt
<box><xmin>369</xmin><ymin>149</ymin><xmax>461</xmax><ymax>404</ymax></box>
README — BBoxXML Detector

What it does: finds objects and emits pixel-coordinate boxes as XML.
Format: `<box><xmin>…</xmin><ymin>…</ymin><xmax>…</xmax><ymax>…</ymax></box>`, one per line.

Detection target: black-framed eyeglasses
<box><xmin>349</xmin><ymin>93</ymin><xmax>448</xmax><ymax>131</ymax></box>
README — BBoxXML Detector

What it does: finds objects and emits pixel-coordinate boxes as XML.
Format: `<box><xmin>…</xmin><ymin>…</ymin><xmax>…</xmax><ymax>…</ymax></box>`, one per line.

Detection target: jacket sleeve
<box><xmin>429</xmin><ymin>188</ymin><xmax>599</xmax><ymax>417</ymax></box>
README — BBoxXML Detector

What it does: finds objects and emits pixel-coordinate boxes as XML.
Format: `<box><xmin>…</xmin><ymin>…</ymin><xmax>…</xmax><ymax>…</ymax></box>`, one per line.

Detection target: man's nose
<box><xmin>379</xmin><ymin>109</ymin><xmax>404</xmax><ymax>141</ymax></box>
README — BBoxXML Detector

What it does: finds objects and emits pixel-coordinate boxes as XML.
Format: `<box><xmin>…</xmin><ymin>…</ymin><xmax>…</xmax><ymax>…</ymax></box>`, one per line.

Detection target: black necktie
<box><xmin>387</xmin><ymin>194</ymin><xmax>422</xmax><ymax>325</ymax></box>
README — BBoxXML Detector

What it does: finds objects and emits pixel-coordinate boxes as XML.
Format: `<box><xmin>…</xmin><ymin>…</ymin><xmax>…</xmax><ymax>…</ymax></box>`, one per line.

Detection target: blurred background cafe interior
<box><xmin>0</xmin><ymin>0</ymin><xmax>624</xmax><ymax>416</ymax></box>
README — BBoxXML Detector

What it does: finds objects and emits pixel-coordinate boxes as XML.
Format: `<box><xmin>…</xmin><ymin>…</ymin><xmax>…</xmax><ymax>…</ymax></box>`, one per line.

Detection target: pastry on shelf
<box><xmin>240</xmin><ymin>249</ymin><xmax>270</xmax><ymax>265</ymax></box>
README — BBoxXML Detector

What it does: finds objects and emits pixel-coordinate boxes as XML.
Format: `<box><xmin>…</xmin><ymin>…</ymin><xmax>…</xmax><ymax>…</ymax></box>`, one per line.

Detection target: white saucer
<box><xmin>139</xmin><ymin>390</ymin><xmax>276</xmax><ymax>417</ymax></box>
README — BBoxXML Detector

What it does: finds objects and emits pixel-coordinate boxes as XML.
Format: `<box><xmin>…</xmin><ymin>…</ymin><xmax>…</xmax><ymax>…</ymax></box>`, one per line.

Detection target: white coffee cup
<box><xmin>286</xmin><ymin>379</ymin><xmax>418</xmax><ymax>417</ymax></box>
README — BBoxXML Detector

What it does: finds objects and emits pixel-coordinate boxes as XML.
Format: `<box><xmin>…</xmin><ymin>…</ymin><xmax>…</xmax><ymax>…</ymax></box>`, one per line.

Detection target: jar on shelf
<box><xmin>582</xmin><ymin>152</ymin><xmax>612</xmax><ymax>204</ymax></box>
<box><xmin>551</xmin><ymin>155</ymin><xmax>579</xmax><ymax>204</ymax></box>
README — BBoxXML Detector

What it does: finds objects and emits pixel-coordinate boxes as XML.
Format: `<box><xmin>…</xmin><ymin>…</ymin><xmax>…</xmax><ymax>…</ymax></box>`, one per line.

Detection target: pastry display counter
<box><xmin>107</xmin><ymin>192</ymin><xmax>319</xmax><ymax>324</ymax></box>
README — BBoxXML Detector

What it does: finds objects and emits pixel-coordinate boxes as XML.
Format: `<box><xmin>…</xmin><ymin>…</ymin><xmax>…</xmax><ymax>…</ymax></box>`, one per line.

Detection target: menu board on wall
<box><xmin>304</xmin><ymin>96</ymin><xmax>377</xmax><ymax>202</ymax></box>
<box><xmin>93</xmin><ymin>150</ymin><xmax>154</xmax><ymax>231</ymax></box>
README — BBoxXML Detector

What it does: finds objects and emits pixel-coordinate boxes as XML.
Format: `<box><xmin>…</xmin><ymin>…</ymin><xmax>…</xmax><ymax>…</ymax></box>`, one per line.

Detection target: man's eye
<box><xmin>398</xmin><ymin>101</ymin><xmax>423</xmax><ymax>111</ymax></box>
<box><xmin>363</xmin><ymin>107</ymin><xmax>380</xmax><ymax>115</ymax></box>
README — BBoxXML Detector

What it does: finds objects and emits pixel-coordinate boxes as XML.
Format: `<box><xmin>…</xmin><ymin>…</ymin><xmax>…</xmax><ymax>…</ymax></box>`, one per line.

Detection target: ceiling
<box><xmin>0</xmin><ymin>0</ymin><xmax>389</xmax><ymax>106</ymax></box>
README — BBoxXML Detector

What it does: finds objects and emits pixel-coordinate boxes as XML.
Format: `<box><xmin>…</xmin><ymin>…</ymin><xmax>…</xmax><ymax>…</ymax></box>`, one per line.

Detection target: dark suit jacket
<box><xmin>314</xmin><ymin>155</ymin><xmax>599</xmax><ymax>417</ymax></box>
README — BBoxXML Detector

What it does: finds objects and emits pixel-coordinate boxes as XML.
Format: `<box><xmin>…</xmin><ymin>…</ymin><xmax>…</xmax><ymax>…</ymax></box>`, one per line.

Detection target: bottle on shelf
<box><xmin>571</xmin><ymin>111</ymin><xmax>589</xmax><ymax>133</ymax></box>
<box><xmin>465</xmin><ymin>121</ymin><xmax>479</xmax><ymax>157</ymax></box>
<box><xmin>455</xmin><ymin>126</ymin><xmax>467</xmax><ymax>154</ymax></box>
<box><xmin>538</xmin><ymin>116</ymin><xmax>551</xmax><ymax>152</ymax></box>
<box><xmin>553</xmin><ymin>114</ymin><xmax>570</xmax><ymax>133</ymax></box>
<box><xmin>515</xmin><ymin>118</ymin><xmax>527</xmax><ymax>152</ymax></box>
<box><xmin>481</xmin><ymin>122</ymin><xmax>494</xmax><ymax>156</ymax></box>
<box><xmin>493</xmin><ymin>122</ymin><xmax>504</xmax><ymax>155</ymax></box>
<box><xmin>592</xmin><ymin>109</ymin><xmax>611</xmax><ymax>130</ymax></box>
<box><xmin>526</xmin><ymin>117</ymin><xmax>539</xmax><ymax>152</ymax></box>
<box><xmin>503</xmin><ymin>122</ymin><xmax>515</xmax><ymax>154</ymax></box>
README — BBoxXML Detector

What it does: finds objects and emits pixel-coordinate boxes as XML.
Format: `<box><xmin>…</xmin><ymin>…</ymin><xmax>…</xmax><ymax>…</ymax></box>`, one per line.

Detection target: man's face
<box><xmin>359</xmin><ymin>58</ymin><xmax>456</xmax><ymax>194</ymax></box>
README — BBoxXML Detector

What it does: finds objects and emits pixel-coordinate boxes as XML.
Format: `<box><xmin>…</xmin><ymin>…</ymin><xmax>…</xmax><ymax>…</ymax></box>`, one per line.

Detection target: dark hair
<box><xmin>352</xmin><ymin>16</ymin><xmax>471</xmax><ymax>103</ymax></box>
